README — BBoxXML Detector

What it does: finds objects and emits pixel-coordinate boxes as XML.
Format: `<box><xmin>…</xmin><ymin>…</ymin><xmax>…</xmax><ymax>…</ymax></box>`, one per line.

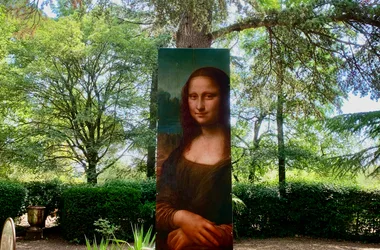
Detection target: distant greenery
<box><xmin>261</xmin><ymin>168</ymin><xmax>380</xmax><ymax>190</ymax></box>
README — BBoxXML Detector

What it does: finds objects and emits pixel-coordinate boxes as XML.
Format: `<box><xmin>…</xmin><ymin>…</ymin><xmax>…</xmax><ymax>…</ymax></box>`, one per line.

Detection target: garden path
<box><xmin>14</xmin><ymin>215</ymin><xmax>380</xmax><ymax>250</ymax></box>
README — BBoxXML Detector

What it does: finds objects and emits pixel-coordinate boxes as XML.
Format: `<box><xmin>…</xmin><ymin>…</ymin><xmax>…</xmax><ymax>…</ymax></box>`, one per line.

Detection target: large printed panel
<box><xmin>156</xmin><ymin>48</ymin><xmax>233</xmax><ymax>250</ymax></box>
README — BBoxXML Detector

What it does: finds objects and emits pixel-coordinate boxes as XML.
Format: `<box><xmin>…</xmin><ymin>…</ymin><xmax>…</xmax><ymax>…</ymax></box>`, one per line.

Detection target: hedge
<box><xmin>60</xmin><ymin>179</ymin><xmax>156</xmax><ymax>243</ymax></box>
<box><xmin>233</xmin><ymin>184</ymin><xmax>289</xmax><ymax>238</ymax></box>
<box><xmin>0</xmin><ymin>180</ymin><xmax>26</xmax><ymax>227</ymax></box>
<box><xmin>233</xmin><ymin>182</ymin><xmax>380</xmax><ymax>242</ymax></box>
<box><xmin>24</xmin><ymin>179</ymin><xmax>66</xmax><ymax>220</ymax></box>
<box><xmin>58</xmin><ymin>180</ymin><xmax>379</xmax><ymax>243</ymax></box>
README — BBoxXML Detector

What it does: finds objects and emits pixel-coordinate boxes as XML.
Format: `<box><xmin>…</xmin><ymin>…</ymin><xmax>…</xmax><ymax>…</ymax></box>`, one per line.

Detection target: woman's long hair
<box><xmin>159</xmin><ymin>67</ymin><xmax>230</xmax><ymax>191</ymax></box>
<box><xmin>180</xmin><ymin>67</ymin><xmax>230</xmax><ymax>151</ymax></box>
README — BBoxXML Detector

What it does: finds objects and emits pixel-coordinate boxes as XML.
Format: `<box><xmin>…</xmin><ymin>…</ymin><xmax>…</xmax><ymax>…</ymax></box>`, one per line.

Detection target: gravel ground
<box><xmin>12</xmin><ymin>215</ymin><xmax>380</xmax><ymax>250</ymax></box>
<box><xmin>14</xmin><ymin>230</ymin><xmax>380</xmax><ymax>250</ymax></box>
<box><xmin>233</xmin><ymin>237</ymin><xmax>380</xmax><ymax>250</ymax></box>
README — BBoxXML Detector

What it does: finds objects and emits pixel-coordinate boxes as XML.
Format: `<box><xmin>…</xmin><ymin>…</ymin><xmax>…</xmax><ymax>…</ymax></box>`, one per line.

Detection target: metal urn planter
<box><xmin>26</xmin><ymin>206</ymin><xmax>46</xmax><ymax>240</ymax></box>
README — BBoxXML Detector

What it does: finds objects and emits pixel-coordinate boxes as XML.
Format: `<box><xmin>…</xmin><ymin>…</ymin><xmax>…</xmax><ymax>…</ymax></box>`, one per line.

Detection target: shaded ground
<box><xmin>234</xmin><ymin>237</ymin><xmax>380</xmax><ymax>250</ymax></box>
<box><xmin>14</xmin><ymin>227</ymin><xmax>380</xmax><ymax>250</ymax></box>
<box><xmin>12</xmin><ymin>215</ymin><xmax>380</xmax><ymax>250</ymax></box>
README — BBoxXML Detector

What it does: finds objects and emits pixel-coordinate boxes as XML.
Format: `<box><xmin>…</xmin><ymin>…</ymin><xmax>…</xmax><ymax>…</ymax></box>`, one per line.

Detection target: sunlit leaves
<box><xmin>325</xmin><ymin>111</ymin><xmax>380</xmax><ymax>176</ymax></box>
<box><xmin>6</xmin><ymin>9</ymin><xmax>156</xmax><ymax>183</ymax></box>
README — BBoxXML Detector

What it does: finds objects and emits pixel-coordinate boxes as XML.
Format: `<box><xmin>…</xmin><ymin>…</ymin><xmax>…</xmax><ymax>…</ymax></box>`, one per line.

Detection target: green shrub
<box><xmin>0</xmin><ymin>180</ymin><xmax>26</xmax><ymax>226</ymax></box>
<box><xmin>60</xmin><ymin>183</ymin><xmax>146</xmax><ymax>243</ymax></box>
<box><xmin>103</xmin><ymin>179</ymin><xmax>156</xmax><ymax>203</ymax></box>
<box><xmin>84</xmin><ymin>224</ymin><xmax>155</xmax><ymax>250</ymax></box>
<box><xmin>285</xmin><ymin>182</ymin><xmax>357</xmax><ymax>238</ymax></box>
<box><xmin>24</xmin><ymin>179</ymin><xmax>66</xmax><ymax>219</ymax></box>
<box><xmin>233</xmin><ymin>183</ymin><xmax>288</xmax><ymax>238</ymax></box>
<box><xmin>346</xmin><ymin>189</ymin><xmax>380</xmax><ymax>241</ymax></box>
<box><xmin>103</xmin><ymin>179</ymin><xmax>156</xmax><ymax>227</ymax></box>
<box><xmin>60</xmin><ymin>180</ymin><xmax>379</xmax><ymax>243</ymax></box>
<box><xmin>233</xmin><ymin>182</ymin><xmax>380</xmax><ymax>242</ymax></box>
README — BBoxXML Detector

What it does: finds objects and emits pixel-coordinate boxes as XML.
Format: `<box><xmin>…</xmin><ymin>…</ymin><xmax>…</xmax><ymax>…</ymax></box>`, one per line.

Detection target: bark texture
<box><xmin>147</xmin><ymin>67</ymin><xmax>158</xmax><ymax>178</ymax></box>
<box><xmin>176</xmin><ymin>14</ymin><xmax>212</xmax><ymax>48</ymax></box>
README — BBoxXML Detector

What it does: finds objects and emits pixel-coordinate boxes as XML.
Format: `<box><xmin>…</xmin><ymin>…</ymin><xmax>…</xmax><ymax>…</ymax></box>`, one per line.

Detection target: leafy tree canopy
<box><xmin>6</xmin><ymin>9</ymin><xmax>157</xmax><ymax>183</ymax></box>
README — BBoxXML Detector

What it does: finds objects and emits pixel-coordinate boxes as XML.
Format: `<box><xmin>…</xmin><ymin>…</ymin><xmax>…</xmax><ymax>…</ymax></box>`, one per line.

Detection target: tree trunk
<box><xmin>248</xmin><ymin>164</ymin><xmax>256</xmax><ymax>183</ymax></box>
<box><xmin>147</xmin><ymin>67</ymin><xmax>158</xmax><ymax>178</ymax></box>
<box><xmin>248</xmin><ymin>114</ymin><xmax>265</xmax><ymax>183</ymax></box>
<box><xmin>176</xmin><ymin>14</ymin><xmax>212</xmax><ymax>48</ymax></box>
<box><xmin>86</xmin><ymin>162</ymin><xmax>97</xmax><ymax>184</ymax></box>
<box><xmin>157</xmin><ymin>10</ymin><xmax>213</xmax><ymax>175</ymax></box>
<box><xmin>277</xmin><ymin>91</ymin><xmax>286</xmax><ymax>195</ymax></box>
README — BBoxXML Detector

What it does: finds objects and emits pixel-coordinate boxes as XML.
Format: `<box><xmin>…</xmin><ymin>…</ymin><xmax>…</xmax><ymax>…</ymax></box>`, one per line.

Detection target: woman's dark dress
<box><xmin>156</xmin><ymin>148</ymin><xmax>232</xmax><ymax>250</ymax></box>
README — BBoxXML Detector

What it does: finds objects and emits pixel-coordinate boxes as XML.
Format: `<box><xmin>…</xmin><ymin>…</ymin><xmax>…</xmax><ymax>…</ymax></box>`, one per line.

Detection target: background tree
<box><xmin>2</xmin><ymin>0</ymin><xmax>380</xmax><ymax>183</ymax></box>
<box><xmin>146</xmin><ymin>0</ymin><xmax>380</xmax><ymax>185</ymax></box>
<box><xmin>229</xmin><ymin>20</ymin><xmax>345</xmax><ymax>187</ymax></box>
<box><xmin>326</xmin><ymin>110</ymin><xmax>380</xmax><ymax>176</ymax></box>
<box><xmin>8</xmin><ymin>10</ymin><xmax>156</xmax><ymax>183</ymax></box>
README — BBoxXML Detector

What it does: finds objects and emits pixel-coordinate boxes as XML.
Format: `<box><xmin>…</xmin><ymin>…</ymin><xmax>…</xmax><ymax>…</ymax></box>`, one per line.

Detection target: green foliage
<box><xmin>231</xmin><ymin>15</ymin><xmax>345</xmax><ymax>183</ymax></box>
<box><xmin>103</xmin><ymin>179</ymin><xmax>156</xmax><ymax>201</ymax></box>
<box><xmin>94</xmin><ymin>218</ymin><xmax>120</xmax><ymax>239</ymax></box>
<box><xmin>0</xmin><ymin>6</ymin><xmax>14</xmax><ymax>59</ymax></box>
<box><xmin>97</xmin><ymin>162</ymin><xmax>146</xmax><ymax>182</ymax></box>
<box><xmin>0</xmin><ymin>180</ymin><xmax>26</xmax><ymax>226</ymax></box>
<box><xmin>24</xmin><ymin>179</ymin><xmax>67</xmax><ymax>224</ymax></box>
<box><xmin>60</xmin><ymin>180</ymin><xmax>155</xmax><ymax>243</ymax></box>
<box><xmin>85</xmin><ymin>236</ymin><xmax>119</xmax><ymax>250</ymax></box>
<box><xmin>7</xmin><ymin>9</ymin><xmax>157</xmax><ymax>183</ymax></box>
<box><xmin>326</xmin><ymin>111</ymin><xmax>380</xmax><ymax>176</ymax></box>
<box><xmin>327</xmin><ymin>111</ymin><xmax>380</xmax><ymax>138</ymax></box>
<box><xmin>58</xmin><ymin>179</ymin><xmax>380</xmax><ymax>243</ymax></box>
<box><xmin>24</xmin><ymin>179</ymin><xmax>66</xmax><ymax>207</ymax></box>
<box><xmin>285</xmin><ymin>182</ymin><xmax>356</xmax><ymax>238</ymax></box>
<box><xmin>151</xmin><ymin>0</ymin><xmax>228</xmax><ymax>31</ymax></box>
<box><xmin>103</xmin><ymin>179</ymin><xmax>156</xmax><ymax>226</ymax></box>
<box><xmin>128</xmin><ymin>225</ymin><xmax>155</xmax><ymax>250</ymax></box>
<box><xmin>233</xmin><ymin>183</ymin><xmax>288</xmax><ymax>237</ymax></box>
<box><xmin>84</xmin><ymin>224</ymin><xmax>155</xmax><ymax>250</ymax></box>
<box><xmin>233</xmin><ymin>181</ymin><xmax>380</xmax><ymax>242</ymax></box>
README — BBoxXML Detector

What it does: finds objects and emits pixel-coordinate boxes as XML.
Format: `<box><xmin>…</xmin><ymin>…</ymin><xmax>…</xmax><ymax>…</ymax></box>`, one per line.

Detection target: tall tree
<box><xmin>148</xmin><ymin>0</ymin><xmax>379</xmax><ymax>184</ymax></box>
<box><xmin>232</xmin><ymin>17</ymin><xmax>346</xmax><ymax>187</ymax></box>
<box><xmin>7</xmin><ymin>0</ymin><xmax>380</xmax><ymax>181</ymax></box>
<box><xmin>8</xmin><ymin>11</ymin><xmax>155</xmax><ymax>183</ymax></box>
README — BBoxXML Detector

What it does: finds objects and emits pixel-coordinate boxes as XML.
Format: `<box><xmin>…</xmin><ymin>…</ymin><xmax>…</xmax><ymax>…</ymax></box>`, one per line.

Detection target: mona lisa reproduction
<box><xmin>156</xmin><ymin>49</ymin><xmax>233</xmax><ymax>250</ymax></box>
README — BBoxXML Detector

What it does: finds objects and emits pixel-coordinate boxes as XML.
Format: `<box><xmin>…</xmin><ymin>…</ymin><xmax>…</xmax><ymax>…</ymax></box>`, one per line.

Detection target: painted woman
<box><xmin>156</xmin><ymin>67</ymin><xmax>233</xmax><ymax>250</ymax></box>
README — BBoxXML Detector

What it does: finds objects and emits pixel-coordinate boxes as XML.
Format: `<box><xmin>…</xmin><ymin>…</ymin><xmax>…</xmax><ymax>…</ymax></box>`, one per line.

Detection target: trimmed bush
<box><xmin>60</xmin><ymin>180</ymin><xmax>156</xmax><ymax>243</ymax></box>
<box><xmin>59</xmin><ymin>179</ymin><xmax>379</xmax><ymax>243</ymax></box>
<box><xmin>346</xmin><ymin>189</ymin><xmax>380</xmax><ymax>241</ymax></box>
<box><xmin>0</xmin><ymin>180</ymin><xmax>26</xmax><ymax>226</ymax></box>
<box><xmin>102</xmin><ymin>179</ymin><xmax>156</xmax><ymax>227</ymax></box>
<box><xmin>233</xmin><ymin>183</ymin><xmax>289</xmax><ymax>238</ymax></box>
<box><xmin>233</xmin><ymin>182</ymin><xmax>380</xmax><ymax>242</ymax></box>
<box><xmin>24</xmin><ymin>179</ymin><xmax>66</xmax><ymax>218</ymax></box>
<box><xmin>285</xmin><ymin>182</ymin><xmax>356</xmax><ymax>238</ymax></box>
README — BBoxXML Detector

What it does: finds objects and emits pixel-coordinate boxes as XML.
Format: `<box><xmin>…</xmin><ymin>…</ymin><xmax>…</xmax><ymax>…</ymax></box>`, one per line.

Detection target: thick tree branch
<box><xmin>211</xmin><ymin>3</ymin><xmax>380</xmax><ymax>40</ymax></box>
